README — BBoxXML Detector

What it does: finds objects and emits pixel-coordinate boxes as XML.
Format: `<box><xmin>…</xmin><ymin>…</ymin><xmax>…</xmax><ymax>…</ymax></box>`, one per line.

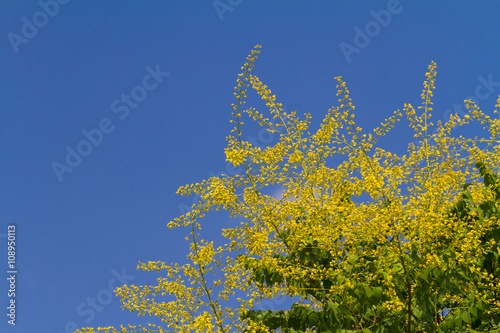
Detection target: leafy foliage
<box><xmin>241</xmin><ymin>161</ymin><xmax>500</xmax><ymax>332</ymax></box>
<box><xmin>76</xmin><ymin>46</ymin><xmax>500</xmax><ymax>333</ymax></box>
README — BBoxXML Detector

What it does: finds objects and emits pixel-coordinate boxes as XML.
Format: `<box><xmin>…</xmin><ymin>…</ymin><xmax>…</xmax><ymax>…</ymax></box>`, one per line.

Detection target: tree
<box><xmin>76</xmin><ymin>45</ymin><xmax>500</xmax><ymax>333</ymax></box>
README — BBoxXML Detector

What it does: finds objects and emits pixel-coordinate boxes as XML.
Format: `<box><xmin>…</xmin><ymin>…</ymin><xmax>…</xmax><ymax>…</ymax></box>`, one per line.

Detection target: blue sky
<box><xmin>1</xmin><ymin>1</ymin><xmax>500</xmax><ymax>332</ymax></box>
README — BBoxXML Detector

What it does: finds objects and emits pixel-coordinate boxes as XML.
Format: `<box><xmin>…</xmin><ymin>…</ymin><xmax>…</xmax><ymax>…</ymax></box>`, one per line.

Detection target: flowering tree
<box><xmin>77</xmin><ymin>45</ymin><xmax>500</xmax><ymax>333</ymax></box>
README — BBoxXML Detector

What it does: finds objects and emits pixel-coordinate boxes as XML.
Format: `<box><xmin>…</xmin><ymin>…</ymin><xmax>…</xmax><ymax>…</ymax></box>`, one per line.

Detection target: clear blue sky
<box><xmin>1</xmin><ymin>1</ymin><xmax>500</xmax><ymax>332</ymax></box>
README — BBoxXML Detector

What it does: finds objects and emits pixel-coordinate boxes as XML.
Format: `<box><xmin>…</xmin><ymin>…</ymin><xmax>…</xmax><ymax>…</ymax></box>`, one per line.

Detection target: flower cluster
<box><xmin>77</xmin><ymin>46</ymin><xmax>500</xmax><ymax>332</ymax></box>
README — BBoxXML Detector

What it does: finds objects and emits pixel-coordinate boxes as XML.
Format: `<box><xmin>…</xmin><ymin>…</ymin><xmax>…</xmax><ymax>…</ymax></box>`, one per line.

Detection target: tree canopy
<box><xmin>77</xmin><ymin>45</ymin><xmax>500</xmax><ymax>333</ymax></box>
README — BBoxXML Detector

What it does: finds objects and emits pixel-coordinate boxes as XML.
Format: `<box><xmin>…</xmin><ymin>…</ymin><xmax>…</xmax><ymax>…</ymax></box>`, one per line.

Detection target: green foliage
<box><xmin>240</xmin><ymin>162</ymin><xmax>500</xmax><ymax>332</ymax></box>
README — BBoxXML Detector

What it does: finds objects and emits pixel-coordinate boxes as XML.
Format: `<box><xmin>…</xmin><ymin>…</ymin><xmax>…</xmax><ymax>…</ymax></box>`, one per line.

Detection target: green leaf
<box><xmin>461</xmin><ymin>310</ymin><xmax>471</xmax><ymax>323</ymax></box>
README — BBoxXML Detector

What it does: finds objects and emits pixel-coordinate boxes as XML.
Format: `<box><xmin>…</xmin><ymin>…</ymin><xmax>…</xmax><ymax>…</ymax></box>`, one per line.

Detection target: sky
<box><xmin>1</xmin><ymin>1</ymin><xmax>500</xmax><ymax>332</ymax></box>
